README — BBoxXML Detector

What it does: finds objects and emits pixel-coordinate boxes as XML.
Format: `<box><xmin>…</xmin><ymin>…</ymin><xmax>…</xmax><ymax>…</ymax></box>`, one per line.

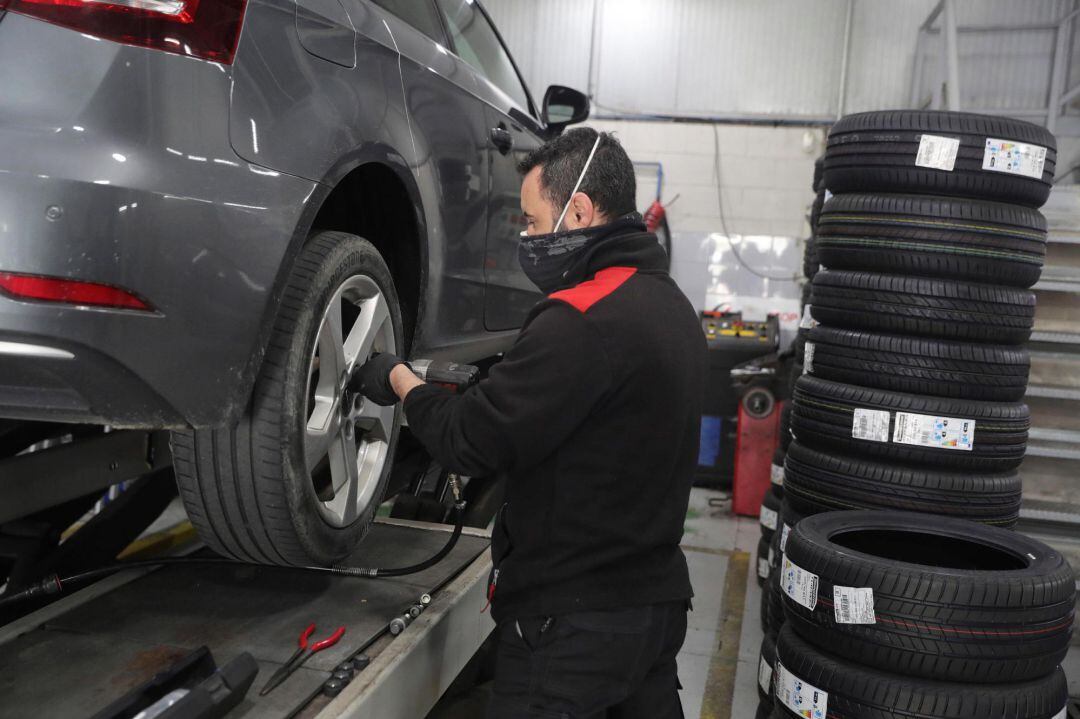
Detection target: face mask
<box><xmin>517</xmin><ymin>135</ymin><xmax>604</xmax><ymax>292</ymax></box>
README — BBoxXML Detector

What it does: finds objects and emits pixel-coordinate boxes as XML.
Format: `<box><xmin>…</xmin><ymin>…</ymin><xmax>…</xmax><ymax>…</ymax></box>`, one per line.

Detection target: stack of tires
<box><xmin>757</xmin><ymin>111</ymin><xmax>1074</xmax><ymax>718</ymax></box>
<box><xmin>756</xmin><ymin>154</ymin><xmax>827</xmax><ymax>594</ymax></box>
<box><xmin>760</xmin><ymin>510</ymin><xmax>1074</xmax><ymax>719</ymax></box>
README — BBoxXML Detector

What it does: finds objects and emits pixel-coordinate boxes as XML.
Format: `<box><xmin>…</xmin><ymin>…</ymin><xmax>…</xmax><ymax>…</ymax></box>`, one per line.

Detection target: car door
<box><xmin>434</xmin><ymin>0</ymin><xmax>546</xmax><ymax>331</ymax></box>
<box><xmin>363</xmin><ymin>0</ymin><xmax>492</xmax><ymax>339</ymax></box>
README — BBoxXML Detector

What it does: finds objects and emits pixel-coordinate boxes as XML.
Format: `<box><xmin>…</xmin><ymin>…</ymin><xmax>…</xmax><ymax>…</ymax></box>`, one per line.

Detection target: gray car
<box><xmin>0</xmin><ymin>0</ymin><xmax>588</xmax><ymax>565</ymax></box>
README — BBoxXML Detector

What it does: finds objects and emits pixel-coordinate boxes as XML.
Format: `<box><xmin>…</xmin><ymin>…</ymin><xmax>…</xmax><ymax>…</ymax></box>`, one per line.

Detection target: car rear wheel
<box><xmin>172</xmin><ymin>231</ymin><xmax>403</xmax><ymax>566</ymax></box>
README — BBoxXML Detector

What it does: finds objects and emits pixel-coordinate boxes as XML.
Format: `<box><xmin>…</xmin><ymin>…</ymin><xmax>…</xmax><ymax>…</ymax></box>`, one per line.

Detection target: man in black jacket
<box><xmin>357</xmin><ymin>128</ymin><xmax>706</xmax><ymax>718</ymax></box>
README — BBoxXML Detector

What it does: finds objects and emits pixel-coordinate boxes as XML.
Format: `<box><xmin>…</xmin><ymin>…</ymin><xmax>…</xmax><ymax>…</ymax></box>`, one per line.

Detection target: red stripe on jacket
<box><xmin>549</xmin><ymin>267</ymin><xmax>637</xmax><ymax>313</ymax></box>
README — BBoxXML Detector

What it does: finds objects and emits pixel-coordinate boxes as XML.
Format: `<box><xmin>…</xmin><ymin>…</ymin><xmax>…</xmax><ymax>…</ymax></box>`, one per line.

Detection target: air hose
<box><xmin>0</xmin><ymin>478</ymin><xmax>467</xmax><ymax>612</ymax></box>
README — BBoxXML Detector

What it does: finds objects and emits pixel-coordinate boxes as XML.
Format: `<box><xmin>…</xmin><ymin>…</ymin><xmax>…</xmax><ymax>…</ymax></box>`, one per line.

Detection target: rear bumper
<box><xmin>0</xmin><ymin>332</ymin><xmax>178</xmax><ymax>426</ymax></box>
<box><xmin>0</xmin><ymin>14</ymin><xmax>319</xmax><ymax>428</ymax></box>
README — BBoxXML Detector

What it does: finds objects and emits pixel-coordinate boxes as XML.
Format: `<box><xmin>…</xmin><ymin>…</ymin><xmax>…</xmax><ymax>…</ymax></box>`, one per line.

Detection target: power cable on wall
<box><xmin>711</xmin><ymin>124</ymin><xmax>797</xmax><ymax>282</ymax></box>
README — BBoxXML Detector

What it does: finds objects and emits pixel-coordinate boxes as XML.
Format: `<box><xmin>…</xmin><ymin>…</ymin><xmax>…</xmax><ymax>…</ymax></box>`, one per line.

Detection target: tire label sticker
<box><xmin>758</xmin><ymin>655</ymin><xmax>774</xmax><ymax>694</ymax></box>
<box><xmin>781</xmin><ymin>554</ymin><xmax>819</xmax><ymax>611</ymax></box>
<box><xmin>852</xmin><ymin>408</ymin><xmax>891</xmax><ymax>443</ymax></box>
<box><xmin>982</xmin><ymin>138</ymin><xmax>1046</xmax><ymax>179</ymax></box>
<box><xmin>833</xmin><ymin>586</ymin><xmax>876</xmax><ymax>624</ymax></box>
<box><xmin>760</xmin><ymin>505</ymin><xmax>779</xmax><ymax>531</ymax></box>
<box><xmin>758</xmin><ymin>557</ymin><xmax>771</xmax><ymax>579</ymax></box>
<box><xmin>776</xmin><ymin>661</ymin><xmax>828</xmax><ymax>718</ymax></box>
<box><xmin>771</xmin><ymin>462</ymin><xmax>785</xmax><ymax>486</ymax></box>
<box><xmin>799</xmin><ymin>304</ymin><xmax>818</xmax><ymax>329</ymax></box>
<box><xmin>803</xmin><ymin>342</ymin><xmax>815</xmax><ymax>374</ymax></box>
<box><xmin>893</xmin><ymin>411</ymin><xmax>974</xmax><ymax>452</ymax></box>
<box><xmin>780</xmin><ymin>523</ymin><xmax>792</xmax><ymax>552</ymax></box>
<box><xmin>915</xmin><ymin>134</ymin><xmax>960</xmax><ymax>171</ymax></box>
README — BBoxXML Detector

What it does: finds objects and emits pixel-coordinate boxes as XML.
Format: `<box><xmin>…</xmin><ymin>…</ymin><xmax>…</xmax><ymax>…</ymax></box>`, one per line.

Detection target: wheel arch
<box><xmin>227</xmin><ymin>149</ymin><xmax>428</xmax><ymax>428</ymax></box>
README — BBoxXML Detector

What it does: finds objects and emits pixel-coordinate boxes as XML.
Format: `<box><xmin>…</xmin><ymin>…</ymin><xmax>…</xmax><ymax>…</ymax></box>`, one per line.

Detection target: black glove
<box><xmin>354</xmin><ymin>353</ymin><xmax>409</xmax><ymax>406</ymax></box>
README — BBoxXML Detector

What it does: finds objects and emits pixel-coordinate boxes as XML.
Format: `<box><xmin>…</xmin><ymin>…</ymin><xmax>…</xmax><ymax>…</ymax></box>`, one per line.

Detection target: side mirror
<box><xmin>543</xmin><ymin>85</ymin><xmax>590</xmax><ymax>133</ymax></box>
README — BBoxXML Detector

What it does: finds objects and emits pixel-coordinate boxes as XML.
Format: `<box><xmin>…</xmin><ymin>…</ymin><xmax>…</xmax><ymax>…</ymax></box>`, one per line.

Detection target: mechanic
<box><xmin>356</xmin><ymin>127</ymin><xmax>706</xmax><ymax>718</ymax></box>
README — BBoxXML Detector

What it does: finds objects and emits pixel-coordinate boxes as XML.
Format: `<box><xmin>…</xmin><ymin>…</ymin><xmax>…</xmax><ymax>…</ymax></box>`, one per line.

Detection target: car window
<box><xmin>371</xmin><ymin>0</ymin><xmax>447</xmax><ymax>44</ymax></box>
<box><xmin>435</xmin><ymin>0</ymin><xmax>531</xmax><ymax>112</ymax></box>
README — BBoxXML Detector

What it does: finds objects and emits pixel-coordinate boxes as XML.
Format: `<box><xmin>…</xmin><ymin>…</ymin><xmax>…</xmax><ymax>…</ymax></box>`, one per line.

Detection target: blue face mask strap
<box><xmin>553</xmin><ymin>133</ymin><xmax>603</xmax><ymax>234</ymax></box>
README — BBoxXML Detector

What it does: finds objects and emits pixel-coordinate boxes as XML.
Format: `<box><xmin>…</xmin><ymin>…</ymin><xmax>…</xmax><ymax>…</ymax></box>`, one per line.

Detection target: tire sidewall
<box><xmin>263</xmin><ymin>233</ymin><xmax>403</xmax><ymax>564</ymax></box>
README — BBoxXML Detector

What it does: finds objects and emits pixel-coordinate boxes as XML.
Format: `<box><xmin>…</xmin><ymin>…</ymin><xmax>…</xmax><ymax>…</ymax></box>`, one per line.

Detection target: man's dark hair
<box><xmin>517</xmin><ymin>127</ymin><xmax>637</xmax><ymax>221</ymax></box>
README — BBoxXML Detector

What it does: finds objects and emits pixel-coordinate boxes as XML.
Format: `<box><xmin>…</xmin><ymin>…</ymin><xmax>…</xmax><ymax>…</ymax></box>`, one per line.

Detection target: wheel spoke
<box><xmin>327</xmin><ymin>426</ymin><xmax>360</xmax><ymax>521</ymax></box>
<box><xmin>304</xmin><ymin>418</ymin><xmax>337</xmax><ymax>473</ymax></box>
<box><xmin>344</xmin><ymin>294</ymin><xmax>390</xmax><ymax>371</ymax></box>
<box><xmin>321</xmin><ymin>294</ymin><xmax>347</xmax><ymax>382</ymax></box>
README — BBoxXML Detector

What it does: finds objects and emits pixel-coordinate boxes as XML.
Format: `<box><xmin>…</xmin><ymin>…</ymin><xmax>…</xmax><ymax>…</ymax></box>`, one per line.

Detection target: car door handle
<box><xmin>490</xmin><ymin>127</ymin><xmax>514</xmax><ymax>154</ymax></box>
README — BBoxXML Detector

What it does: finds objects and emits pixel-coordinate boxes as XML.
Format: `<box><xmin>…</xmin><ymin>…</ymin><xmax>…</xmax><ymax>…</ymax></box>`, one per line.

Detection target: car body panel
<box><xmin>0</xmin><ymin>0</ymin><xmax>561</xmax><ymax>429</ymax></box>
<box><xmin>0</xmin><ymin>13</ymin><xmax>318</xmax><ymax>427</ymax></box>
<box><xmin>296</xmin><ymin>0</ymin><xmax>357</xmax><ymax>68</ymax></box>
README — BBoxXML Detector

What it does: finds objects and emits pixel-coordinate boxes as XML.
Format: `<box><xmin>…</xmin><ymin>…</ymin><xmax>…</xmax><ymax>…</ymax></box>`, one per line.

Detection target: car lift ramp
<box><xmin>0</xmin><ymin>518</ymin><xmax>495</xmax><ymax>719</ymax></box>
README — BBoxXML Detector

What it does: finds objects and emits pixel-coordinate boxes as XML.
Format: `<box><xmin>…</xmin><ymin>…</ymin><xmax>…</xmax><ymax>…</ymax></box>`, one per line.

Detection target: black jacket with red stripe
<box><xmin>403</xmin><ymin>228</ymin><xmax>706</xmax><ymax>622</ymax></box>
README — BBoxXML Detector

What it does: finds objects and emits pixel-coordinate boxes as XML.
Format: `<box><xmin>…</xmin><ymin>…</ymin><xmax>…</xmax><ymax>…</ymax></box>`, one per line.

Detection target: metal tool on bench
<box><xmin>260</xmin><ymin>623</ymin><xmax>346</xmax><ymax>696</ymax></box>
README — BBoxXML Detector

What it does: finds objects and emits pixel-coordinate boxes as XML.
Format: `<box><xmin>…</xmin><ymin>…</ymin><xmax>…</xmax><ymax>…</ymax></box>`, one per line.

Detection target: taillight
<box><xmin>6</xmin><ymin>0</ymin><xmax>246</xmax><ymax>63</ymax></box>
<box><xmin>0</xmin><ymin>272</ymin><xmax>153</xmax><ymax>311</ymax></box>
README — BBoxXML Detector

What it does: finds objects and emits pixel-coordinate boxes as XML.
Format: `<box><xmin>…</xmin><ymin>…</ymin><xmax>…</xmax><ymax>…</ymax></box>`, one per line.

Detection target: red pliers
<box><xmin>259</xmin><ymin>623</ymin><xmax>346</xmax><ymax>696</ymax></box>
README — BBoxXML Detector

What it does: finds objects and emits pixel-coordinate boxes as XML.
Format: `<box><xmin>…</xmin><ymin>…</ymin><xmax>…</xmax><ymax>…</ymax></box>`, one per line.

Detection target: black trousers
<box><xmin>486</xmin><ymin>600</ymin><xmax>688</xmax><ymax>719</ymax></box>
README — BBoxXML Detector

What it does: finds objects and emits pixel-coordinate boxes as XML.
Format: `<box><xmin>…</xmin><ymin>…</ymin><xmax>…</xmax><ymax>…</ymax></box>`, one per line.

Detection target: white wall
<box><xmin>589</xmin><ymin>119</ymin><xmax>818</xmax><ymax>329</ymax></box>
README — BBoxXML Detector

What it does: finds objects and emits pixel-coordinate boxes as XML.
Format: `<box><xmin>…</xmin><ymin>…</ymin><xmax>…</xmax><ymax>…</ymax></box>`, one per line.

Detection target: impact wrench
<box><xmin>0</xmin><ymin>360</ymin><xmax>481</xmax><ymax>610</ymax></box>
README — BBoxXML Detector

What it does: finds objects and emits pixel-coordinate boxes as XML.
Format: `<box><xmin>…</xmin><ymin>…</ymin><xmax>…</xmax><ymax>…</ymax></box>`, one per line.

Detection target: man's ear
<box><xmin>567</xmin><ymin>192</ymin><xmax>595</xmax><ymax>230</ymax></box>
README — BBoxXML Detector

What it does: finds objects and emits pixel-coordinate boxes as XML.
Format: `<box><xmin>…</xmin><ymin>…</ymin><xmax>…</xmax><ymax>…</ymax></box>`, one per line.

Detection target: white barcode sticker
<box><xmin>799</xmin><ymin>304</ymin><xmax>817</xmax><ymax>329</ymax></box>
<box><xmin>781</xmin><ymin>554</ymin><xmax>819</xmax><ymax>611</ymax></box>
<box><xmin>776</xmin><ymin>662</ymin><xmax>828</xmax><ymax>718</ymax></box>
<box><xmin>758</xmin><ymin>655</ymin><xmax>774</xmax><ymax>694</ymax></box>
<box><xmin>893</xmin><ymin>411</ymin><xmax>974</xmax><ymax>452</ymax></box>
<box><xmin>760</xmin><ymin>505</ymin><xmax>779</xmax><ymax>531</ymax></box>
<box><xmin>852</xmin><ymin>408</ymin><xmax>890</xmax><ymax>443</ymax></box>
<box><xmin>771</xmin><ymin>462</ymin><xmax>785</xmax><ymax>486</ymax></box>
<box><xmin>780</xmin><ymin>523</ymin><xmax>792</xmax><ymax>552</ymax></box>
<box><xmin>983</xmin><ymin>138</ymin><xmax>1046</xmax><ymax>179</ymax></box>
<box><xmin>758</xmin><ymin>557</ymin><xmax>771</xmax><ymax>579</ymax></box>
<box><xmin>803</xmin><ymin>342</ymin><xmax>815</xmax><ymax>374</ymax></box>
<box><xmin>833</xmin><ymin>586</ymin><xmax>876</xmax><ymax>624</ymax></box>
<box><xmin>915</xmin><ymin>134</ymin><xmax>960</xmax><ymax>171</ymax></box>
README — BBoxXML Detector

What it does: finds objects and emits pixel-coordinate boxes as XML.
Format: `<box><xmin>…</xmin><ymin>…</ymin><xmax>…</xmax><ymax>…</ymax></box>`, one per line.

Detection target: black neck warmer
<box><xmin>517</xmin><ymin>213</ymin><xmax>653</xmax><ymax>294</ymax></box>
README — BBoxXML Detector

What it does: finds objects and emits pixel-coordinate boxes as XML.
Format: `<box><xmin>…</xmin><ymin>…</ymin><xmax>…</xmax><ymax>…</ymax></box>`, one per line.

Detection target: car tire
<box><xmin>791</xmin><ymin>375</ymin><xmax>1029</xmax><ymax>471</ymax></box>
<box><xmin>774</xmin><ymin>624</ymin><xmax>1068</xmax><ymax>719</ymax></box>
<box><xmin>802</xmin><ymin>237</ymin><xmax>818</xmax><ymax>280</ymax></box>
<box><xmin>815</xmin><ymin>193</ymin><xmax>1046</xmax><ymax>287</ymax></box>
<box><xmin>758</xmin><ymin>631</ymin><xmax>778</xmax><ymax>705</ymax></box>
<box><xmin>782</xmin><ymin>441</ymin><xmax>1021</xmax><ymax>527</ymax></box>
<box><xmin>770</xmin><ymin>446</ymin><xmax>785</xmax><ymax>497</ymax></box>
<box><xmin>780</xmin><ymin>510</ymin><xmax>1076</xmax><ymax>683</ymax></box>
<box><xmin>805</xmin><ymin>326</ymin><xmax>1030</xmax><ymax>402</ymax></box>
<box><xmin>811</xmin><ymin>270</ymin><xmax>1036</xmax><ymax>345</ymax></box>
<box><xmin>756</xmin><ymin>535</ymin><xmax>771</xmax><ymax>588</ymax></box>
<box><xmin>778</xmin><ymin>402</ymin><xmax>793</xmax><ymax>452</ymax></box>
<box><xmin>173</xmin><ymin>232</ymin><xmax>403</xmax><ymax>565</ymax></box>
<box><xmin>823</xmin><ymin>110</ymin><xmax>1056</xmax><ymax>207</ymax></box>
<box><xmin>760</xmin><ymin>486</ymin><xmax>781</xmax><ymax>541</ymax></box>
